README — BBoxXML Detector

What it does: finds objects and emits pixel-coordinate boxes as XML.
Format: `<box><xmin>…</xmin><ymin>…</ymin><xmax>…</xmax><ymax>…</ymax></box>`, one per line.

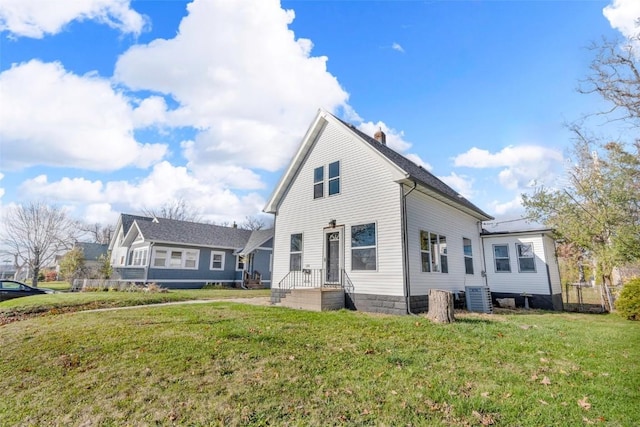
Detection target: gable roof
<box><xmin>121</xmin><ymin>214</ymin><xmax>154</xmax><ymax>235</ymax></box>
<box><xmin>134</xmin><ymin>217</ymin><xmax>254</xmax><ymax>249</ymax></box>
<box><xmin>237</xmin><ymin>228</ymin><xmax>274</xmax><ymax>256</ymax></box>
<box><xmin>75</xmin><ymin>242</ymin><xmax>109</xmax><ymax>261</ymax></box>
<box><xmin>264</xmin><ymin>109</ymin><xmax>493</xmax><ymax>221</ymax></box>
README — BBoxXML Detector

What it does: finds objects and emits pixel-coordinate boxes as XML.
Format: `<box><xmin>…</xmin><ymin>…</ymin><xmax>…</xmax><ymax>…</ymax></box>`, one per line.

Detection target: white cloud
<box><xmin>603</xmin><ymin>0</ymin><xmax>640</xmax><ymax>40</ymax></box>
<box><xmin>0</xmin><ymin>0</ymin><xmax>147</xmax><ymax>39</ymax></box>
<box><xmin>489</xmin><ymin>195</ymin><xmax>525</xmax><ymax>217</ymax></box>
<box><xmin>453</xmin><ymin>145</ymin><xmax>563</xmax><ymax>191</ymax></box>
<box><xmin>438</xmin><ymin>172</ymin><xmax>475</xmax><ymax>199</ymax></box>
<box><xmin>114</xmin><ymin>0</ymin><xmax>350</xmax><ymax>173</ymax></box>
<box><xmin>392</xmin><ymin>42</ymin><xmax>405</xmax><ymax>53</ymax></box>
<box><xmin>0</xmin><ymin>60</ymin><xmax>168</xmax><ymax>171</ymax></box>
<box><xmin>17</xmin><ymin>162</ymin><xmax>267</xmax><ymax>225</ymax></box>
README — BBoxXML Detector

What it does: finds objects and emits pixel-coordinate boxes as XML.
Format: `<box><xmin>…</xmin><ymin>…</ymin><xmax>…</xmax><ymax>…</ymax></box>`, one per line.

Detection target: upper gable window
<box><xmin>313</xmin><ymin>161</ymin><xmax>340</xmax><ymax>199</ymax></box>
<box><xmin>328</xmin><ymin>161</ymin><xmax>340</xmax><ymax>196</ymax></box>
<box><xmin>314</xmin><ymin>166</ymin><xmax>324</xmax><ymax>199</ymax></box>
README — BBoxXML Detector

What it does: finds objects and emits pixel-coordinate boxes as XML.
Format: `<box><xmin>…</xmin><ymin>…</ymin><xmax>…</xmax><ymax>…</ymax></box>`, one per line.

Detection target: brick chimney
<box><xmin>374</xmin><ymin>127</ymin><xmax>386</xmax><ymax>145</ymax></box>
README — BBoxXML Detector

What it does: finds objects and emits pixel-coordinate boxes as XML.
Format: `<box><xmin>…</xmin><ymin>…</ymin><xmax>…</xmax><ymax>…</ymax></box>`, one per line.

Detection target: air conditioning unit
<box><xmin>465</xmin><ymin>286</ymin><xmax>493</xmax><ymax>314</ymax></box>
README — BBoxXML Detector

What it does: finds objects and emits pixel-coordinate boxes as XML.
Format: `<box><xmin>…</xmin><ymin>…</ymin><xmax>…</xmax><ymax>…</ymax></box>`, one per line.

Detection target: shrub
<box><xmin>615</xmin><ymin>278</ymin><xmax>640</xmax><ymax>321</ymax></box>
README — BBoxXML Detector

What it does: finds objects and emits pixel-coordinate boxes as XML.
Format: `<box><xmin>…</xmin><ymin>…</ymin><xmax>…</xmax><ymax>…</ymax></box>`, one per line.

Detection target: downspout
<box><xmin>478</xmin><ymin>223</ymin><xmax>489</xmax><ymax>287</ymax></box>
<box><xmin>401</xmin><ymin>181</ymin><xmax>418</xmax><ymax>315</ymax></box>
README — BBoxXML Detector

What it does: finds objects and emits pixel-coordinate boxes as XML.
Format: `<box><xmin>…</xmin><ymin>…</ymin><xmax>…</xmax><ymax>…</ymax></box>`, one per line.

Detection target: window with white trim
<box><xmin>313</xmin><ymin>166</ymin><xmax>324</xmax><ymax>199</ymax></box>
<box><xmin>463</xmin><ymin>238</ymin><xmax>474</xmax><ymax>275</ymax></box>
<box><xmin>516</xmin><ymin>243</ymin><xmax>536</xmax><ymax>272</ymax></box>
<box><xmin>420</xmin><ymin>231</ymin><xmax>448</xmax><ymax>273</ymax></box>
<box><xmin>129</xmin><ymin>248</ymin><xmax>148</xmax><ymax>266</ymax></box>
<box><xmin>290</xmin><ymin>233</ymin><xmax>302</xmax><ymax>271</ymax></box>
<box><xmin>236</xmin><ymin>255</ymin><xmax>245</xmax><ymax>271</ymax></box>
<box><xmin>351</xmin><ymin>223</ymin><xmax>376</xmax><ymax>270</ymax></box>
<box><xmin>494</xmin><ymin>244</ymin><xmax>511</xmax><ymax>272</ymax></box>
<box><xmin>210</xmin><ymin>251</ymin><xmax>225</xmax><ymax>270</ymax></box>
<box><xmin>152</xmin><ymin>247</ymin><xmax>199</xmax><ymax>269</ymax></box>
<box><xmin>328</xmin><ymin>161</ymin><xmax>340</xmax><ymax>196</ymax></box>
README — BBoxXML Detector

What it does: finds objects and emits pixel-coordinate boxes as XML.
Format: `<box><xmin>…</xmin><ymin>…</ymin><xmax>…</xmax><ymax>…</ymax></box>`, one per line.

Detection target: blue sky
<box><xmin>0</xmin><ymin>0</ymin><xmax>638</xmax><ymax>229</ymax></box>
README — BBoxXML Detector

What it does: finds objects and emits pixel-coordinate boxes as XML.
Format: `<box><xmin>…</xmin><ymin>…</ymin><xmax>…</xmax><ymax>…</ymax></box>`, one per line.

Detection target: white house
<box><xmin>264</xmin><ymin>109</ymin><xmax>562</xmax><ymax>314</ymax></box>
<box><xmin>481</xmin><ymin>228</ymin><xmax>563</xmax><ymax>310</ymax></box>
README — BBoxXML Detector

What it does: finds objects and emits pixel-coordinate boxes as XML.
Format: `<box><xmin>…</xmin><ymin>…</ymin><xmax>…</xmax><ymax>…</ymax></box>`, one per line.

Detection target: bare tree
<box><xmin>0</xmin><ymin>202</ymin><xmax>79</xmax><ymax>287</ymax></box>
<box><xmin>579</xmin><ymin>35</ymin><xmax>640</xmax><ymax>125</ymax></box>
<box><xmin>79</xmin><ymin>222</ymin><xmax>114</xmax><ymax>244</ymax></box>
<box><xmin>241</xmin><ymin>215</ymin><xmax>269</xmax><ymax>231</ymax></box>
<box><xmin>142</xmin><ymin>198</ymin><xmax>202</xmax><ymax>222</ymax></box>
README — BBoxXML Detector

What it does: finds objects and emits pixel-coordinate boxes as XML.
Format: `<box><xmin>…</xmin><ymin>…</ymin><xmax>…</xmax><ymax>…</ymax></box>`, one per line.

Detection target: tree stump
<box><xmin>426</xmin><ymin>289</ymin><xmax>455</xmax><ymax>323</ymax></box>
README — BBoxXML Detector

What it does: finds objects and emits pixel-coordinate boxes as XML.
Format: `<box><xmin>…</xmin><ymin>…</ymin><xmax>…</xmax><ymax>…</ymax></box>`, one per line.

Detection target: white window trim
<box><xmin>129</xmin><ymin>247</ymin><xmax>148</xmax><ymax>266</ymax></box>
<box><xmin>493</xmin><ymin>244</ymin><xmax>511</xmax><ymax>273</ymax></box>
<box><xmin>351</xmin><ymin>222</ymin><xmax>377</xmax><ymax>271</ymax></box>
<box><xmin>328</xmin><ymin>160</ymin><xmax>340</xmax><ymax>196</ymax></box>
<box><xmin>463</xmin><ymin>237</ymin><xmax>474</xmax><ymax>275</ymax></box>
<box><xmin>516</xmin><ymin>242</ymin><xmax>536</xmax><ymax>273</ymax></box>
<box><xmin>151</xmin><ymin>247</ymin><xmax>200</xmax><ymax>270</ymax></box>
<box><xmin>210</xmin><ymin>251</ymin><xmax>225</xmax><ymax>271</ymax></box>
<box><xmin>236</xmin><ymin>255</ymin><xmax>245</xmax><ymax>272</ymax></box>
<box><xmin>290</xmin><ymin>233</ymin><xmax>303</xmax><ymax>271</ymax></box>
<box><xmin>420</xmin><ymin>230</ymin><xmax>448</xmax><ymax>274</ymax></box>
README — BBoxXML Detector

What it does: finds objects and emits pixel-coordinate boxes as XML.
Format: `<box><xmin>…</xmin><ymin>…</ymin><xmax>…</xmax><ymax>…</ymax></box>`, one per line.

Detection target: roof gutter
<box><xmin>401</xmin><ymin>181</ymin><xmax>418</xmax><ymax>315</ymax></box>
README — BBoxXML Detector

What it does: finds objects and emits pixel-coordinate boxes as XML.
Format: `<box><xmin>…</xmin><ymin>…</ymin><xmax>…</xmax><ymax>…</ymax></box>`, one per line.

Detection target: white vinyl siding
<box><xmin>406</xmin><ymin>189</ymin><xmax>485</xmax><ymax>294</ymax></box>
<box><xmin>152</xmin><ymin>247</ymin><xmax>199</xmax><ymax>269</ymax></box>
<box><xmin>482</xmin><ymin>233</ymin><xmax>557</xmax><ymax>296</ymax></box>
<box><xmin>271</xmin><ymin>118</ymin><xmax>405</xmax><ymax>296</ymax></box>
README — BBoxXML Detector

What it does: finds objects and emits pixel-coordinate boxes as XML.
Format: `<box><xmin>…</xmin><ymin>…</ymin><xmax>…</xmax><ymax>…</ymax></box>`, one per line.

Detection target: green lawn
<box><xmin>0</xmin><ymin>288</ymin><xmax>270</xmax><ymax>324</ymax></box>
<box><xmin>0</xmin><ymin>300</ymin><xmax>638</xmax><ymax>426</ymax></box>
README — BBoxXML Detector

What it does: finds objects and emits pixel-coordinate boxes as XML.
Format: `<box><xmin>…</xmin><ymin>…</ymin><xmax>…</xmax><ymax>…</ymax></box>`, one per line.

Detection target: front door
<box><xmin>325</xmin><ymin>227</ymin><xmax>343</xmax><ymax>284</ymax></box>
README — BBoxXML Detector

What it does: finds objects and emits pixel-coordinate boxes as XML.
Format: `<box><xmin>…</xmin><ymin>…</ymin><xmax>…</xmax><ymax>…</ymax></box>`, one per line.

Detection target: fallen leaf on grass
<box><xmin>540</xmin><ymin>376</ymin><xmax>551</xmax><ymax>385</ymax></box>
<box><xmin>472</xmin><ymin>410</ymin><xmax>495</xmax><ymax>425</ymax></box>
<box><xmin>578</xmin><ymin>396</ymin><xmax>591</xmax><ymax>410</ymax></box>
<box><xmin>540</xmin><ymin>357</ymin><xmax>549</xmax><ymax>363</ymax></box>
<box><xmin>481</xmin><ymin>392</ymin><xmax>490</xmax><ymax>398</ymax></box>
<box><xmin>539</xmin><ymin>399</ymin><xmax>549</xmax><ymax>405</ymax></box>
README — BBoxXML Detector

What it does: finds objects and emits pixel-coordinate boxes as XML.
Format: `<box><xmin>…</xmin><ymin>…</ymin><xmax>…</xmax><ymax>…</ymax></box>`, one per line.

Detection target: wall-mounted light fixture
<box><xmin>329</xmin><ymin>219</ymin><xmax>337</xmax><ymax>228</ymax></box>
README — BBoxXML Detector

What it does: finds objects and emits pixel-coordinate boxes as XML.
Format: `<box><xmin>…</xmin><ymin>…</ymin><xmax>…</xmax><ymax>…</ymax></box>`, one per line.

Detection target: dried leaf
<box><xmin>578</xmin><ymin>396</ymin><xmax>591</xmax><ymax>410</ymax></box>
<box><xmin>539</xmin><ymin>399</ymin><xmax>549</xmax><ymax>405</ymax></box>
<box><xmin>481</xmin><ymin>392</ymin><xmax>490</xmax><ymax>398</ymax></box>
<box><xmin>540</xmin><ymin>357</ymin><xmax>549</xmax><ymax>363</ymax></box>
<box><xmin>288</xmin><ymin>355</ymin><xmax>295</xmax><ymax>361</ymax></box>
<box><xmin>540</xmin><ymin>376</ymin><xmax>551</xmax><ymax>386</ymax></box>
<box><xmin>530</xmin><ymin>374</ymin><xmax>539</xmax><ymax>381</ymax></box>
<box><xmin>390</xmin><ymin>390</ymin><xmax>398</xmax><ymax>395</ymax></box>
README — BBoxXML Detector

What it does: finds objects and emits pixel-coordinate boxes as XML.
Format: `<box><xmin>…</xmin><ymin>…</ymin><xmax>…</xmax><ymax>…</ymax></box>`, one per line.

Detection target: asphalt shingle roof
<box><xmin>337</xmin><ymin>117</ymin><xmax>493</xmax><ymax>220</ymax></box>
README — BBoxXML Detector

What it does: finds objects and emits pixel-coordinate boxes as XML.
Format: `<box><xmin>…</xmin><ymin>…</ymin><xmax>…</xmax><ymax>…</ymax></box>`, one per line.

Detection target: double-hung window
<box><xmin>328</xmin><ymin>161</ymin><xmax>340</xmax><ymax>195</ymax></box>
<box><xmin>351</xmin><ymin>223</ymin><xmax>376</xmax><ymax>270</ymax></box>
<box><xmin>463</xmin><ymin>238</ymin><xmax>474</xmax><ymax>275</ymax></box>
<box><xmin>494</xmin><ymin>244</ymin><xmax>511</xmax><ymax>272</ymax></box>
<box><xmin>516</xmin><ymin>243</ymin><xmax>536</xmax><ymax>272</ymax></box>
<box><xmin>290</xmin><ymin>233</ymin><xmax>302</xmax><ymax>271</ymax></box>
<box><xmin>152</xmin><ymin>247</ymin><xmax>199</xmax><ymax>269</ymax></box>
<box><xmin>236</xmin><ymin>255</ymin><xmax>245</xmax><ymax>271</ymax></box>
<box><xmin>420</xmin><ymin>231</ymin><xmax>448</xmax><ymax>273</ymax></box>
<box><xmin>210</xmin><ymin>251</ymin><xmax>225</xmax><ymax>270</ymax></box>
<box><xmin>313</xmin><ymin>161</ymin><xmax>340</xmax><ymax>198</ymax></box>
<box><xmin>130</xmin><ymin>248</ymin><xmax>147</xmax><ymax>266</ymax></box>
<box><xmin>313</xmin><ymin>166</ymin><xmax>324</xmax><ymax>199</ymax></box>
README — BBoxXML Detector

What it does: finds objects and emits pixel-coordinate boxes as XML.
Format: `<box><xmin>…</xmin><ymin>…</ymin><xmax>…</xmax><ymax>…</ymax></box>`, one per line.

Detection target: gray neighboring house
<box><xmin>56</xmin><ymin>242</ymin><xmax>109</xmax><ymax>279</ymax></box>
<box><xmin>109</xmin><ymin>214</ymin><xmax>273</xmax><ymax>288</ymax></box>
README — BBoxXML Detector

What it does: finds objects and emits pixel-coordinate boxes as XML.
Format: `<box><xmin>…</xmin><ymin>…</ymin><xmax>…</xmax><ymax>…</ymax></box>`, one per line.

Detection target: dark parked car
<box><xmin>0</xmin><ymin>280</ymin><xmax>55</xmax><ymax>302</ymax></box>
